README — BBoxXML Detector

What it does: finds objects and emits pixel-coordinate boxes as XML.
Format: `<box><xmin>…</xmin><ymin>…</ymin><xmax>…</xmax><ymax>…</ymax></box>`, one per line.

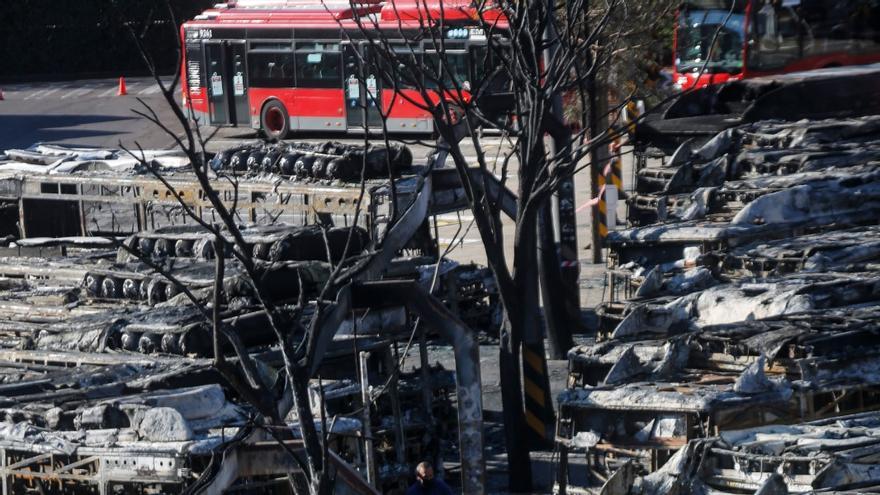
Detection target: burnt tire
<box><xmin>261</xmin><ymin>100</ymin><xmax>290</xmax><ymax>140</ymax></box>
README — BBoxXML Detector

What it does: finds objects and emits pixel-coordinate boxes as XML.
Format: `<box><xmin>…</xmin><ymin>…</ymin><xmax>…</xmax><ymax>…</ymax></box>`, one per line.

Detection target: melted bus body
<box><xmin>674</xmin><ymin>0</ymin><xmax>880</xmax><ymax>89</ymax></box>
<box><xmin>182</xmin><ymin>0</ymin><xmax>505</xmax><ymax>137</ymax></box>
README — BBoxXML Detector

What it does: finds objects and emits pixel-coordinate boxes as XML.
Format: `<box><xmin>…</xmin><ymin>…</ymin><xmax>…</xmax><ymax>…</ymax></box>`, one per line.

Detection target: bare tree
<box><xmin>569</xmin><ymin>0</ymin><xmax>678</xmax><ymax>122</ymax></box>
<box><xmin>112</xmin><ymin>0</ymin><xmax>686</xmax><ymax>492</ymax></box>
<box><xmin>101</xmin><ymin>3</ymin><xmax>444</xmax><ymax>494</ymax></box>
<box><xmin>335</xmin><ymin>0</ymin><xmax>645</xmax><ymax>490</ymax></box>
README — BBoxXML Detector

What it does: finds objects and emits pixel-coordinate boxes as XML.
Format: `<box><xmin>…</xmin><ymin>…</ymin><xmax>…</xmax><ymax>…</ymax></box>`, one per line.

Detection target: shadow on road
<box><xmin>0</xmin><ymin>114</ymin><xmax>137</xmax><ymax>149</ymax></box>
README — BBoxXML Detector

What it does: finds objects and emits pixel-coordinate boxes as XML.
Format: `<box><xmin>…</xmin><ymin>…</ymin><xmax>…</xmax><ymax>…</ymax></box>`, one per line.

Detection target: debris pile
<box><xmin>630</xmin><ymin>411</ymin><xmax>880</xmax><ymax>493</ymax></box>
<box><xmin>0</xmin><ymin>141</ymin><xmax>495</xmax><ymax>493</ymax></box>
<box><xmin>557</xmin><ymin>116</ymin><xmax>880</xmax><ymax>494</ymax></box>
<box><xmin>0</xmin><ymin>144</ymin><xmax>189</xmax><ymax>173</ymax></box>
<box><xmin>635</xmin><ymin>64</ymin><xmax>880</xmax><ymax>152</ymax></box>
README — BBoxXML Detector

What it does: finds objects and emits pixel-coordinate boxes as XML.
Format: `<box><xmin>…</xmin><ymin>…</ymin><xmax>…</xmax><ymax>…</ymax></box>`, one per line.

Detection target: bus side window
<box><xmin>248</xmin><ymin>51</ymin><xmax>295</xmax><ymax>88</ymax></box>
<box><xmin>294</xmin><ymin>43</ymin><xmax>341</xmax><ymax>88</ymax></box>
<box><xmin>852</xmin><ymin>0</ymin><xmax>879</xmax><ymax>48</ymax></box>
<box><xmin>389</xmin><ymin>46</ymin><xmax>422</xmax><ymax>89</ymax></box>
<box><xmin>424</xmin><ymin>51</ymin><xmax>470</xmax><ymax>89</ymax></box>
<box><xmin>469</xmin><ymin>45</ymin><xmax>489</xmax><ymax>85</ymax></box>
<box><xmin>749</xmin><ymin>2</ymin><xmax>802</xmax><ymax>71</ymax></box>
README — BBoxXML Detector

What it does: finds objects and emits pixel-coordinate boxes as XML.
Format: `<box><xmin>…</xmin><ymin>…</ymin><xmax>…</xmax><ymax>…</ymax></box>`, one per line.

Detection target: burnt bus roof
<box><xmin>635</xmin><ymin>64</ymin><xmax>880</xmax><ymax>153</ymax></box>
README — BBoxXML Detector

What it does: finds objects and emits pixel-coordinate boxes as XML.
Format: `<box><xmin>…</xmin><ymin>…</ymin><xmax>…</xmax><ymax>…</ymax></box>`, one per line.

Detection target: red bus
<box><xmin>181</xmin><ymin>0</ymin><xmax>505</xmax><ymax>138</ymax></box>
<box><xmin>674</xmin><ymin>0</ymin><xmax>880</xmax><ymax>89</ymax></box>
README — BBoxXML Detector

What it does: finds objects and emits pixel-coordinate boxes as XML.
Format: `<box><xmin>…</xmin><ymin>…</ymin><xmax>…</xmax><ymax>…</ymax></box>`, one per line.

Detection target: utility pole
<box><xmin>539</xmin><ymin>0</ymin><xmax>579</xmax><ymax>361</ymax></box>
<box><xmin>520</xmin><ymin>0</ymin><xmax>582</xmax><ymax>455</ymax></box>
<box><xmin>586</xmin><ymin>30</ymin><xmax>606</xmax><ymax>265</ymax></box>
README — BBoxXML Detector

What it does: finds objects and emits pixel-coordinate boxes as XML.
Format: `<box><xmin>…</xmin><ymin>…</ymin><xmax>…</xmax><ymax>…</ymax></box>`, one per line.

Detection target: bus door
<box><xmin>205</xmin><ymin>41</ymin><xmax>249</xmax><ymax>126</ymax></box>
<box><xmin>343</xmin><ymin>43</ymin><xmax>383</xmax><ymax>130</ymax></box>
<box><xmin>228</xmin><ymin>42</ymin><xmax>249</xmax><ymax>126</ymax></box>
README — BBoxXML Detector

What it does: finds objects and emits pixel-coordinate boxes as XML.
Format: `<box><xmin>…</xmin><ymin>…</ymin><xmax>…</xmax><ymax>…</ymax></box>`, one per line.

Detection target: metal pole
<box><xmin>587</xmin><ymin>54</ymin><xmax>606</xmax><ymax>264</ymax></box>
<box><xmin>384</xmin><ymin>345</ymin><xmax>406</xmax><ymax>467</ymax></box>
<box><xmin>359</xmin><ymin>351</ymin><xmax>377</xmax><ymax>487</ymax></box>
<box><xmin>540</xmin><ymin>0</ymin><xmax>579</xmax><ymax>358</ymax></box>
<box><xmin>1</xmin><ymin>448</ymin><xmax>8</xmax><ymax>495</ymax></box>
<box><xmin>557</xmin><ymin>444</ymin><xmax>569</xmax><ymax>495</ymax></box>
<box><xmin>212</xmin><ymin>234</ymin><xmax>224</xmax><ymax>363</ymax></box>
<box><xmin>418</xmin><ymin>324</ymin><xmax>440</xmax><ymax>475</ymax></box>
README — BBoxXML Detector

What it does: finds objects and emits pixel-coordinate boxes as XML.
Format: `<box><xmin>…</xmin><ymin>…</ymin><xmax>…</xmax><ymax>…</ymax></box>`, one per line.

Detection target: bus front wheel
<box><xmin>261</xmin><ymin>100</ymin><xmax>290</xmax><ymax>140</ymax></box>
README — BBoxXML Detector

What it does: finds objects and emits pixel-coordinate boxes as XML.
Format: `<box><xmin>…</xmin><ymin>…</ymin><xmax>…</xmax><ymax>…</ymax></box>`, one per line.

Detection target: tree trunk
<box><xmin>290</xmin><ymin>368</ymin><xmax>326</xmax><ymax>495</ymax></box>
<box><xmin>538</xmin><ymin>203</ymin><xmax>574</xmax><ymax>359</ymax></box>
<box><xmin>497</xmin><ymin>313</ymin><xmax>533</xmax><ymax>492</ymax></box>
<box><xmin>516</xmin><ymin>208</ymin><xmax>555</xmax><ymax>450</ymax></box>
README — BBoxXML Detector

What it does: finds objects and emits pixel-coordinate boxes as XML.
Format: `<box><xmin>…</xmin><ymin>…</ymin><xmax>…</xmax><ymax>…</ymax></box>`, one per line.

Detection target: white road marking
<box><xmin>460</xmin><ymin>155</ymin><xmax>503</xmax><ymax>162</ymax></box>
<box><xmin>98</xmin><ymin>86</ymin><xmax>122</xmax><ymax>97</ymax></box>
<box><xmin>137</xmin><ymin>85</ymin><xmax>162</xmax><ymax>96</ymax></box>
<box><xmin>434</xmin><ymin>213</ymin><xmax>474</xmax><ymax>222</ymax></box>
<box><xmin>61</xmin><ymin>87</ymin><xmax>96</xmax><ymax>99</ymax></box>
<box><xmin>438</xmin><ymin>238</ymin><xmax>480</xmax><ymax>246</ymax></box>
<box><xmin>9</xmin><ymin>79</ymin><xmax>179</xmax><ymax>100</ymax></box>
<box><xmin>24</xmin><ymin>87</ymin><xmax>61</xmax><ymax>100</ymax></box>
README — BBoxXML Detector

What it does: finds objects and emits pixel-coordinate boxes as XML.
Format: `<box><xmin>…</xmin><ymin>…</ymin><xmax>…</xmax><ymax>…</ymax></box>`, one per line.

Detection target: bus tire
<box><xmin>261</xmin><ymin>100</ymin><xmax>290</xmax><ymax>140</ymax></box>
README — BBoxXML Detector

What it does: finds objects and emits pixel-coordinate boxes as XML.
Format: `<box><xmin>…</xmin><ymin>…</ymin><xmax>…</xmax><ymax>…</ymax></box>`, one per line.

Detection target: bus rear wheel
<box><xmin>261</xmin><ymin>101</ymin><xmax>290</xmax><ymax>140</ymax></box>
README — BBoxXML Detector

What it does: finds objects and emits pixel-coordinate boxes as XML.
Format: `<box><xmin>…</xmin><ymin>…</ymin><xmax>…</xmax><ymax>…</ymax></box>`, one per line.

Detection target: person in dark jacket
<box><xmin>406</xmin><ymin>461</ymin><xmax>454</xmax><ymax>495</ymax></box>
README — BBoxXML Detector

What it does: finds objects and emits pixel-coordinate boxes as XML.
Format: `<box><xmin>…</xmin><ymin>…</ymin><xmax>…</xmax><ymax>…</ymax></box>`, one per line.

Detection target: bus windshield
<box><xmin>677</xmin><ymin>9</ymin><xmax>747</xmax><ymax>74</ymax></box>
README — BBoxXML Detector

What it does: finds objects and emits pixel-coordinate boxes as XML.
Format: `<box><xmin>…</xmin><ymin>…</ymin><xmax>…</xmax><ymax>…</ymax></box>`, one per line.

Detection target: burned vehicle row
<box><xmin>0</xmin><ymin>140</ymin><xmax>504</xmax><ymax>494</ymax></box>
<box><xmin>556</xmin><ymin>116</ymin><xmax>880</xmax><ymax>494</ymax></box>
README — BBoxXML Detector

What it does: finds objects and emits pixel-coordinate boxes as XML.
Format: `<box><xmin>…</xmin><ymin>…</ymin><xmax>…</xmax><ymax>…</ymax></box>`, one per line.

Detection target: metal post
<box><xmin>539</xmin><ymin>192</ymin><xmax>576</xmax><ymax>358</ymax></box>
<box><xmin>77</xmin><ymin>184</ymin><xmax>88</xmax><ymax>236</ymax></box>
<box><xmin>1</xmin><ymin>448</ymin><xmax>7</xmax><ymax>495</ymax></box>
<box><xmin>359</xmin><ymin>351</ymin><xmax>377</xmax><ymax>487</ymax></box>
<box><xmin>418</xmin><ymin>324</ymin><xmax>439</xmax><ymax>474</ymax></box>
<box><xmin>17</xmin><ymin>199</ymin><xmax>26</xmax><ymax>239</ymax></box>
<box><xmin>384</xmin><ymin>345</ymin><xmax>407</xmax><ymax>466</ymax></box>
<box><xmin>212</xmin><ymin>235</ymin><xmax>225</xmax><ymax>363</ymax></box>
<box><xmin>587</xmin><ymin>67</ymin><xmax>609</xmax><ymax>264</ymax></box>
<box><xmin>541</xmin><ymin>0</ymin><xmax>579</xmax><ymax>358</ymax></box>
<box><xmin>557</xmin><ymin>444</ymin><xmax>569</xmax><ymax>495</ymax></box>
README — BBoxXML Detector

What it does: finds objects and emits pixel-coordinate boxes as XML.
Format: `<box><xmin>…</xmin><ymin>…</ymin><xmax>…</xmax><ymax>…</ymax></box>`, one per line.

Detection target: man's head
<box><xmin>416</xmin><ymin>461</ymin><xmax>434</xmax><ymax>486</ymax></box>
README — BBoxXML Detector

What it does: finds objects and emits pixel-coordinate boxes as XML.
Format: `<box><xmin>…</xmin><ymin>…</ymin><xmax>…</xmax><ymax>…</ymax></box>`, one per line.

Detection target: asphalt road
<box><xmin>0</xmin><ymin>77</ymin><xmax>184</xmax><ymax>150</ymax></box>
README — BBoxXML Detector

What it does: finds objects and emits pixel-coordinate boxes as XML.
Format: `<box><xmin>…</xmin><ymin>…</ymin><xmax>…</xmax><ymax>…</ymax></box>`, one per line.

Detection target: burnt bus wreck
<box><xmin>618</xmin><ymin>411</ymin><xmax>880</xmax><ymax>494</ymax></box>
<box><xmin>0</xmin><ymin>140</ymin><xmax>501</xmax><ymax>494</ymax></box>
<box><xmin>555</xmin><ymin>115</ymin><xmax>880</xmax><ymax>494</ymax></box>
